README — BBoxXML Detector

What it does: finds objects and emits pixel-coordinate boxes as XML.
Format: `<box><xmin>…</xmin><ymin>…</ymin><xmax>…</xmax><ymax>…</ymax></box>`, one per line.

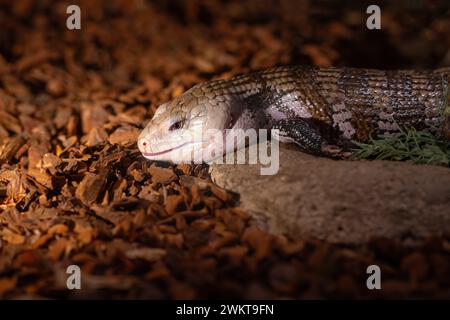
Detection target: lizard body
<box><xmin>138</xmin><ymin>66</ymin><xmax>450</xmax><ymax>161</ymax></box>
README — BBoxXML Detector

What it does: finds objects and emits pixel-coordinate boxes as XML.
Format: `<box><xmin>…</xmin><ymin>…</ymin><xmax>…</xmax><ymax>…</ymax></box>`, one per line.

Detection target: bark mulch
<box><xmin>0</xmin><ymin>0</ymin><xmax>449</xmax><ymax>299</ymax></box>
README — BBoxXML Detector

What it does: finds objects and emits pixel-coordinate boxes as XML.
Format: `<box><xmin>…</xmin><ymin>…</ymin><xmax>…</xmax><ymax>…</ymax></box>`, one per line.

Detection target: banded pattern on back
<box><xmin>203</xmin><ymin>66</ymin><xmax>450</xmax><ymax>141</ymax></box>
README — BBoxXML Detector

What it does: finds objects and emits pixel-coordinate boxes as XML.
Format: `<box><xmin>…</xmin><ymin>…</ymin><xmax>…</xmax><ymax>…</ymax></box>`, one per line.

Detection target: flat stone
<box><xmin>209</xmin><ymin>143</ymin><xmax>450</xmax><ymax>244</ymax></box>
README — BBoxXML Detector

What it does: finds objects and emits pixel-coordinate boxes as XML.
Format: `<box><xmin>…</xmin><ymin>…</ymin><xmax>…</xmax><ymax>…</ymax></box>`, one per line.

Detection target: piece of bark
<box><xmin>75</xmin><ymin>168</ymin><xmax>110</xmax><ymax>206</ymax></box>
<box><xmin>148</xmin><ymin>166</ymin><xmax>178</xmax><ymax>184</ymax></box>
<box><xmin>0</xmin><ymin>124</ymin><xmax>9</xmax><ymax>139</ymax></box>
<box><xmin>125</xmin><ymin>248</ymin><xmax>166</xmax><ymax>261</ymax></box>
<box><xmin>81</xmin><ymin>102</ymin><xmax>109</xmax><ymax>134</ymax></box>
<box><xmin>0</xmin><ymin>111</ymin><xmax>22</xmax><ymax>134</ymax></box>
<box><xmin>2</xmin><ymin>228</ymin><xmax>25</xmax><ymax>245</ymax></box>
<box><xmin>0</xmin><ymin>135</ymin><xmax>25</xmax><ymax>165</ymax></box>
<box><xmin>86</xmin><ymin>127</ymin><xmax>108</xmax><ymax>147</ymax></box>
<box><xmin>108</xmin><ymin>126</ymin><xmax>140</xmax><ymax>145</ymax></box>
<box><xmin>41</xmin><ymin>153</ymin><xmax>61</xmax><ymax>175</ymax></box>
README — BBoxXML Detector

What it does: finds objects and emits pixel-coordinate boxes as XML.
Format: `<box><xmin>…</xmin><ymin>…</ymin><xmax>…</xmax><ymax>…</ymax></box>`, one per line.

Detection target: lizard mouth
<box><xmin>143</xmin><ymin>141</ymin><xmax>194</xmax><ymax>157</ymax></box>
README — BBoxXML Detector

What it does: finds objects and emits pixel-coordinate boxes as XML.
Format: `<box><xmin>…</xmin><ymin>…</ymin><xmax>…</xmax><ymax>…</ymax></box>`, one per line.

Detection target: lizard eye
<box><xmin>169</xmin><ymin>120</ymin><xmax>184</xmax><ymax>131</ymax></box>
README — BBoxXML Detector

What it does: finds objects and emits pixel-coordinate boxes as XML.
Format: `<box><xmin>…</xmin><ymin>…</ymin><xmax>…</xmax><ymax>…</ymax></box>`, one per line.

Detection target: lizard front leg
<box><xmin>272</xmin><ymin>118</ymin><xmax>350</xmax><ymax>158</ymax></box>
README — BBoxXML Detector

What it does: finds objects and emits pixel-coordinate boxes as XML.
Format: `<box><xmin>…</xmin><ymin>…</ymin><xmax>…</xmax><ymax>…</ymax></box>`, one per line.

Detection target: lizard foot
<box><xmin>321</xmin><ymin>144</ymin><xmax>352</xmax><ymax>159</ymax></box>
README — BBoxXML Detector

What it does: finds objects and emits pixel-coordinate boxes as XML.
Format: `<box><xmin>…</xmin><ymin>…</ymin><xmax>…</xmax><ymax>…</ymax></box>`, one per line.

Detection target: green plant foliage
<box><xmin>351</xmin><ymin>128</ymin><xmax>450</xmax><ymax>166</ymax></box>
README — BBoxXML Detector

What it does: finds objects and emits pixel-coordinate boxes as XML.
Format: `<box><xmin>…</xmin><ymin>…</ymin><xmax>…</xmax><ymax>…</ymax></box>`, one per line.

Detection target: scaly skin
<box><xmin>138</xmin><ymin>66</ymin><xmax>450</xmax><ymax>162</ymax></box>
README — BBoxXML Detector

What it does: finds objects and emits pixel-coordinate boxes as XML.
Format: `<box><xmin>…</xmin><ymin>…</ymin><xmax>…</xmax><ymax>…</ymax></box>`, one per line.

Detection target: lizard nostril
<box><xmin>142</xmin><ymin>141</ymin><xmax>147</xmax><ymax>146</ymax></box>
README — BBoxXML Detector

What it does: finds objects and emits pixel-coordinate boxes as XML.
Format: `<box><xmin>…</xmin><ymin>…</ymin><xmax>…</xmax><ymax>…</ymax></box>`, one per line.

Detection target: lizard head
<box><xmin>137</xmin><ymin>84</ymin><xmax>235</xmax><ymax>163</ymax></box>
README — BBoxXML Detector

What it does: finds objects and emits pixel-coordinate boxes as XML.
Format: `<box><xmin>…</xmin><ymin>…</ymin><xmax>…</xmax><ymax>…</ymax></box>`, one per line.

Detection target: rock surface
<box><xmin>209</xmin><ymin>143</ymin><xmax>450</xmax><ymax>244</ymax></box>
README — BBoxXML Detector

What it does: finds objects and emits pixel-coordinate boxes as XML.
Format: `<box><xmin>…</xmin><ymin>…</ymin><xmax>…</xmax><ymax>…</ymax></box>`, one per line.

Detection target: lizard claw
<box><xmin>321</xmin><ymin>144</ymin><xmax>352</xmax><ymax>159</ymax></box>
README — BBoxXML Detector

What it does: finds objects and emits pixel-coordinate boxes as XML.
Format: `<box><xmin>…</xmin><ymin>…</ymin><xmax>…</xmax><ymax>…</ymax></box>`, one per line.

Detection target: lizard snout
<box><xmin>137</xmin><ymin>136</ymin><xmax>151</xmax><ymax>154</ymax></box>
